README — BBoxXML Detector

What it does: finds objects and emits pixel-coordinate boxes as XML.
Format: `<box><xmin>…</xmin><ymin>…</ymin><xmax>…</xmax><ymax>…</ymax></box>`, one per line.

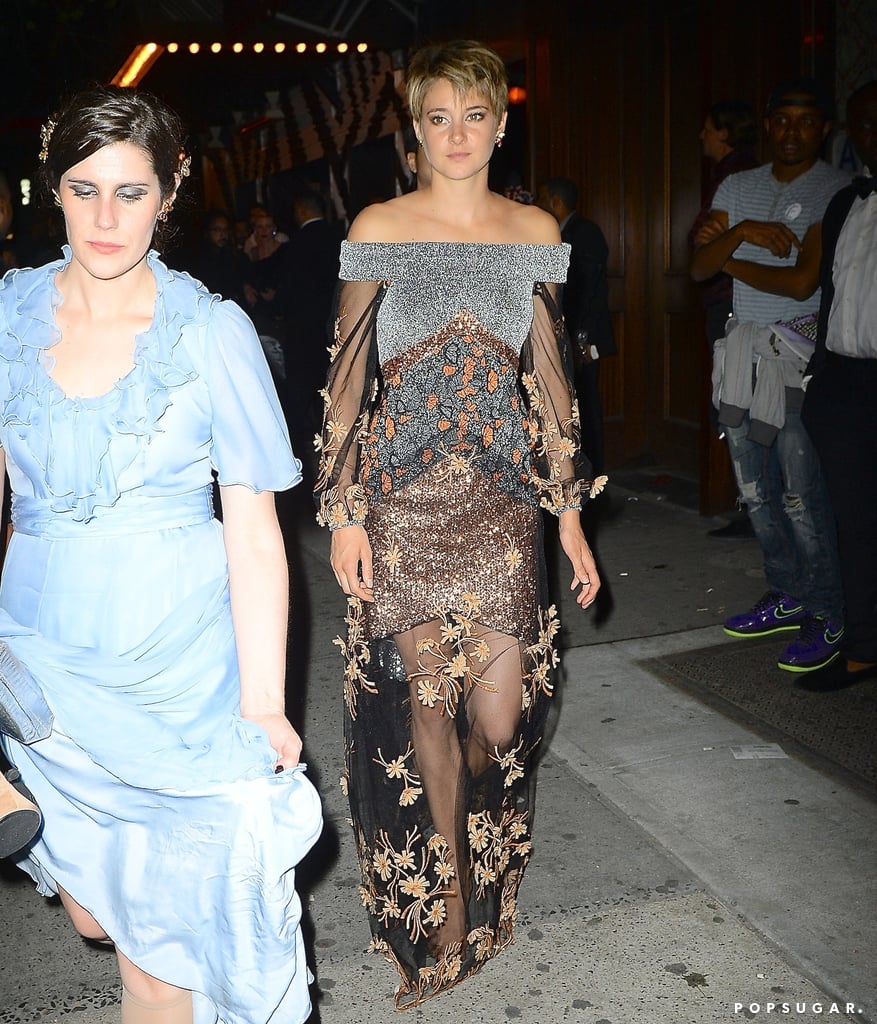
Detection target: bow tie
<box><xmin>852</xmin><ymin>175</ymin><xmax>877</xmax><ymax>198</ymax></box>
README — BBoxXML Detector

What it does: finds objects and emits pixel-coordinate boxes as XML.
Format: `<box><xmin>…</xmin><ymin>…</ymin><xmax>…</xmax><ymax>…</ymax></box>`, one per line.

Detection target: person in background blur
<box><xmin>276</xmin><ymin>190</ymin><xmax>344</xmax><ymax>467</ymax></box>
<box><xmin>187</xmin><ymin>209</ymin><xmax>244</xmax><ymax>304</ymax></box>
<box><xmin>689</xmin><ymin>99</ymin><xmax>759</xmax><ymax>539</ymax></box>
<box><xmin>537</xmin><ymin>176</ymin><xmax>615</xmax><ymax>477</ymax></box>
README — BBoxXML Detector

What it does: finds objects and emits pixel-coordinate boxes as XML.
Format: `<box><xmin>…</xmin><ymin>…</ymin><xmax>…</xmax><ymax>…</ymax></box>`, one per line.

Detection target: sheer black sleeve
<box><xmin>519</xmin><ymin>281</ymin><xmax>606</xmax><ymax>514</ymax></box>
<box><xmin>314</xmin><ymin>278</ymin><xmax>388</xmax><ymax>529</ymax></box>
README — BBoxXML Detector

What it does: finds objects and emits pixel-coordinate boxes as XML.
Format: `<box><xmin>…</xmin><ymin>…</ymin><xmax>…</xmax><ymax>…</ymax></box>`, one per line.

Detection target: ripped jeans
<box><xmin>724</xmin><ymin>406</ymin><xmax>843</xmax><ymax>622</ymax></box>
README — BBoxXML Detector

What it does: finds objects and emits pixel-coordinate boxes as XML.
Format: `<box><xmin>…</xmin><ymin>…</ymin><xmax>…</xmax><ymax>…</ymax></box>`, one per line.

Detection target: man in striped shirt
<box><xmin>691</xmin><ymin>77</ymin><xmax>849</xmax><ymax>674</ymax></box>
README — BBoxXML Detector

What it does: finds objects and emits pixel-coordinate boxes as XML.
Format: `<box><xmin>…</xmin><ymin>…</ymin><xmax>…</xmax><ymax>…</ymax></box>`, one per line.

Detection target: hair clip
<box><xmin>39</xmin><ymin>118</ymin><xmax>57</xmax><ymax>163</ymax></box>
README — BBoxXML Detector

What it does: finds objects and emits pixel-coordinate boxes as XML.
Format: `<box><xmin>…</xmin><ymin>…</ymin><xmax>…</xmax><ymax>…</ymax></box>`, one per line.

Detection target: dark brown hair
<box><xmin>39</xmin><ymin>85</ymin><xmax>187</xmax><ymax>246</ymax></box>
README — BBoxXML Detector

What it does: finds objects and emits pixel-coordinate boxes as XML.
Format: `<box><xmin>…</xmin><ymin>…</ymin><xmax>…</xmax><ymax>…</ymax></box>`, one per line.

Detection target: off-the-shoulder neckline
<box><xmin>342</xmin><ymin>240</ymin><xmax>569</xmax><ymax>249</ymax></box>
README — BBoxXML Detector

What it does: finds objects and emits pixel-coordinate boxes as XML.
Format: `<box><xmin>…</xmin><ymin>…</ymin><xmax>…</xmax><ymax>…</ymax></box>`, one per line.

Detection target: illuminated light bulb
<box><xmin>189</xmin><ymin>42</ymin><xmax>200</xmax><ymax>54</ymax></box>
<box><xmin>167</xmin><ymin>42</ymin><xmax>179</xmax><ymax>54</ymax></box>
<box><xmin>356</xmin><ymin>43</ymin><xmax>368</xmax><ymax>53</ymax></box>
<box><xmin>337</xmin><ymin>42</ymin><xmax>348</xmax><ymax>53</ymax></box>
<box><xmin>508</xmin><ymin>85</ymin><xmax>527</xmax><ymax>105</ymax></box>
<box><xmin>275</xmin><ymin>42</ymin><xmax>286</xmax><ymax>53</ymax></box>
<box><xmin>211</xmin><ymin>42</ymin><xmax>221</xmax><ymax>53</ymax></box>
<box><xmin>253</xmin><ymin>42</ymin><xmax>265</xmax><ymax>53</ymax></box>
<box><xmin>233</xmin><ymin>42</ymin><xmax>243</xmax><ymax>53</ymax></box>
<box><xmin>315</xmin><ymin>42</ymin><xmax>327</xmax><ymax>53</ymax></box>
<box><xmin>296</xmin><ymin>42</ymin><xmax>307</xmax><ymax>53</ymax></box>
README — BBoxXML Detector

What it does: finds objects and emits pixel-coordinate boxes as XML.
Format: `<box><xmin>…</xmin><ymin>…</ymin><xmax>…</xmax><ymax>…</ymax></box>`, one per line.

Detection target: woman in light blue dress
<box><xmin>0</xmin><ymin>86</ymin><xmax>322</xmax><ymax>1023</ymax></box>
<box><xmin>316</xmin><ymin>41</ymin><xmax>604</xmax><ymax>1007</ymax></box>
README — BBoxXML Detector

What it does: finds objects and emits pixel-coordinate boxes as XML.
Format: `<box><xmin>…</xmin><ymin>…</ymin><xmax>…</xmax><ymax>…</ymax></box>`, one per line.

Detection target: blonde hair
<box><xmin>406</xmin><ymin>40</ymin><xmax>508</xmax><ymax>122</ymax></box>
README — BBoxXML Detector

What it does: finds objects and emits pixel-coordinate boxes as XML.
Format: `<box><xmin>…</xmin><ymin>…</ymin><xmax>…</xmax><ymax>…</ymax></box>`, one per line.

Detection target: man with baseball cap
<box><xmin>690</xmin><ymin>77</ymin><xmax>850</xmax><ymax>674</ymax></box>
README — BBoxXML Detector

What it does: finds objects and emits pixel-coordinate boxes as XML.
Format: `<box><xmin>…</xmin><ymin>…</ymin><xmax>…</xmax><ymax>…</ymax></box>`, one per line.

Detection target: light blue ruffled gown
<box><xmin>0</xmin><ymin>249</ymin><xmax>323</xmax><ymax>1024</ymax></box>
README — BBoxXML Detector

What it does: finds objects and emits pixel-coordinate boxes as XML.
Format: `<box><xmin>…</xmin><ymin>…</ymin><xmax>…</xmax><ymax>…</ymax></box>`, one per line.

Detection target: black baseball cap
<box><xmin>765</xmin><ymin>77</ymin><xmax>834</xmax><ymax>120</ymax></box>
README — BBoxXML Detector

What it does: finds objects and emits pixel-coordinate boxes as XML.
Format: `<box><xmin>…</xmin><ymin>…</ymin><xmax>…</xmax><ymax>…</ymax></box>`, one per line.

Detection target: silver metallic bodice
<box><xmin>339</xmin><ymin>241</ymin><xmax>570</xmax><ymax>362</ymax></box>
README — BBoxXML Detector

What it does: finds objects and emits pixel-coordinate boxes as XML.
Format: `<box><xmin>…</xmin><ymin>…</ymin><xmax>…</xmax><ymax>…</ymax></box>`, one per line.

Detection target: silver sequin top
<box><xmin>340</xmin><ymin>241</ymin><xmax>570</xmax><ymax>362</ymax></box>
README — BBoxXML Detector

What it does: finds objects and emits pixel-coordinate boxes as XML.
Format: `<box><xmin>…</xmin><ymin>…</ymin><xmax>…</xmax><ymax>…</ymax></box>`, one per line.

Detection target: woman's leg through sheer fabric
<box><xmin>394</xmin><ymin>619</ymin><xmax>525</xmax><ymax>954</ymax></box>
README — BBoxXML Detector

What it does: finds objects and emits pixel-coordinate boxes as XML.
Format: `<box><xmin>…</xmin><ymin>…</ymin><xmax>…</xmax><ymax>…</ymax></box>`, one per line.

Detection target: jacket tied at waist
<box><xmin>712</xmin><ymin>318</ymin><xmax>814</xmax><ymax>446</ymax></box>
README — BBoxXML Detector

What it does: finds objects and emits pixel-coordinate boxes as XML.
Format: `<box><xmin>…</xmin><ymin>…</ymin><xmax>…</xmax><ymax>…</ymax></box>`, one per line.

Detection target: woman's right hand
<box><xmin>330</xmin><ymin>524</ymin><xmax>375</xmax><ymax>602</ymax></box>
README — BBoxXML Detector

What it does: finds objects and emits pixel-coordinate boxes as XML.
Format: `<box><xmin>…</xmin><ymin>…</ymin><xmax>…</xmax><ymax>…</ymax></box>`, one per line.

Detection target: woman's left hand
<box><xmin>243</xmin><ymin>711</ymin><xmax>303</xmax><ymax>772</ymax></box>
<box><xmin>558</xmin><ymin>510</ymin><xmax>600</xmax><ymax>608</ymax></box>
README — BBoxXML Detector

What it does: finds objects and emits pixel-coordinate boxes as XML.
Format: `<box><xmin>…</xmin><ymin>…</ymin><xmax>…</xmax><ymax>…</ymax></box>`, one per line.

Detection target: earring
<box><xmin>157</xmin><ymin>201</ymin><xmax>172</xmax><ymax>223</ymax></box>
<box><xmin>53</xmin><ymin>193</ymin><xmax>62</xmax><ymax>209</ymax></box>
<box><xmin>495</xmin><ymin>130</ymin><xmax>505</xmax><ymax>148</ymax></box>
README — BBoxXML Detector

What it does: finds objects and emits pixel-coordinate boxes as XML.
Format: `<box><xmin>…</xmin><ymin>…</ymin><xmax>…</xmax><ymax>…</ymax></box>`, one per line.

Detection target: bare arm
<box><xmin>724</xmin><ymin>222</ymin><xmax>823</xmax><ymax>301</ymax></box>
<box><xmin>220</xmin><ymin>483</ymin><xmax>301</xmax><ymax>768</ymax></box>
<box><xmin>690</xmin><ymin>209</ymin><xmax>802</xmax><ymax>282</ymax></box>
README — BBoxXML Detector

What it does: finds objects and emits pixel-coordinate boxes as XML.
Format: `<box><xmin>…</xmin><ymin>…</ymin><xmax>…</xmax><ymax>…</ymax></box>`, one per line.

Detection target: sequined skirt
<box><xmin>363</xmin><ymin>460</ymin><xmax>541</xmax><ymax>643</ymax></box>
<box><xmin>339</xmin><ymin>460</ymin><xmax>559</xmax><ymax>1007</ymax></box>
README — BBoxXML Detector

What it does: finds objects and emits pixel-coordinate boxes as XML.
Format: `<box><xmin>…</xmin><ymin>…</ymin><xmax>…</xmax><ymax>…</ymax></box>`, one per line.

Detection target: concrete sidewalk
<box><xmin>2</xmin><ymin>477</ymin><xmax>875</xmax><ymax>1024</ymax></box>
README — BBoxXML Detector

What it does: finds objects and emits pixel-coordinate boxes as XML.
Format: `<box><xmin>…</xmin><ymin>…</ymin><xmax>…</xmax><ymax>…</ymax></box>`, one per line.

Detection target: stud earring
<box><xmin>495</xmin><ymin>130</ymin><xmax>505</xmax><ymax>148</ymax></box>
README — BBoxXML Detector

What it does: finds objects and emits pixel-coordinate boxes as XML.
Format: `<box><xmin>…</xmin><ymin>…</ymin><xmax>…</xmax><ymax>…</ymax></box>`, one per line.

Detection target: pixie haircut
<box><xmin>406</xmin><ymin>40</ymin><xmax>508</xmax><ymax>122</ymax></box>
<box><xmin>40</xmin><ymin>85</ymin><xmax>186</xmax><ymax>202</ymax></box>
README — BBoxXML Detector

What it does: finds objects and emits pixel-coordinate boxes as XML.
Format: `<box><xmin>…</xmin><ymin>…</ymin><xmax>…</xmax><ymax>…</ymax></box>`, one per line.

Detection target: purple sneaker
<box><xmin>778</xmin><ymin>615</ymin><xmax>844</xmax><ymax>673</ymax></box>
<box><xmin>723</xmin><ymin>591</ymin><xmax>806</xmax><ymax>638</ymax></box>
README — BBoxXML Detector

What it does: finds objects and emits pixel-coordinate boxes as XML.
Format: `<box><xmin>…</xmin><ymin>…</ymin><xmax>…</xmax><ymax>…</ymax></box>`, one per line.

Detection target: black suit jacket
<box><xmin>560</xmin><ymin>212</ymin><xmax>616</xmax><ymax>357</ymax></box>
<box><xmin>278</xmin><ymin>218</ymin><xmax>345</xmax><ymax>376</ymax></box>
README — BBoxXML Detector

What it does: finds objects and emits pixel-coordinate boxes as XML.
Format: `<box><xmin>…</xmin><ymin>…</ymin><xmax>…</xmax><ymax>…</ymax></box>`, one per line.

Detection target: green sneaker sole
<box><xmin>723</xmin><ymin>623</ymin><xmax>802</xmax><ymax>638</ymax></box>
<box><xmin>777</xmin><ymin>650</ymin><xmax>842</xmax><ymax>673</ymax></box>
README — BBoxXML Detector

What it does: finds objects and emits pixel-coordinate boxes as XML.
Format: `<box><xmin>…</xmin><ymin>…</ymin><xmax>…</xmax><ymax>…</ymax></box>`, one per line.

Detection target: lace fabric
<box><xmin>314</xmin><ymin>245</ymin><xmax>594</xmax><ymax>528</ymax></box>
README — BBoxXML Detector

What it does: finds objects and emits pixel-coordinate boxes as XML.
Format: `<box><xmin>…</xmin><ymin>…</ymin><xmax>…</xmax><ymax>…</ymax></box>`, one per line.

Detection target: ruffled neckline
<box><xmin>0</xmin><ymin>249</ymin><xmax>217</xmax><ymax>522</ymax></box>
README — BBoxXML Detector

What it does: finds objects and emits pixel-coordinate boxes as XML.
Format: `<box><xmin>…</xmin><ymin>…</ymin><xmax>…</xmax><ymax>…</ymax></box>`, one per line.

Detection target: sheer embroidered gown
<box><xmin>316</xmin><ymin>241</ymin><xmax>600</xmax><ymax>1007</ymax></box>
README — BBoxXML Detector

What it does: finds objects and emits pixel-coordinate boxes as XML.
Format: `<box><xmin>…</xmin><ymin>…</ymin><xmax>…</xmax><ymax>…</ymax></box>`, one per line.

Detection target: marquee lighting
<box><xmin>158</xmin><ymin>39</ymin><xmax>371</xmax><ymax>59</ymax></box>
<box><xmin>111</xmin><ymin>42</ymin><xmax>164</xmax><ymax>87</ymax></box>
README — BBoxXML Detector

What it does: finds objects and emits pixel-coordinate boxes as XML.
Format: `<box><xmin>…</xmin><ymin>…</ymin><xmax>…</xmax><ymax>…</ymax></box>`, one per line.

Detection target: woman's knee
<box><xmin>469</xmin><ymin>717</ymin><xmax>518</xmax><ymax>758</ymax></box>
<box><xmin>58</xmin><ymin>886</ymin><xmax>109</xmax><ymax>941</ymax></box>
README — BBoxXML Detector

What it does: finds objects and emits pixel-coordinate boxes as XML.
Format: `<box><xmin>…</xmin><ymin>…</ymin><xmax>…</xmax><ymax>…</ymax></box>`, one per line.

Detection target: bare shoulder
<box><xmin>347</xmin><ymin>195</ymin><xmax>416</xmax><ymax>242</ymax></box>
<box><xmin>497</xmin><ymin>196</ymin><xmax>561</xmax><ymax>244</ymax></box>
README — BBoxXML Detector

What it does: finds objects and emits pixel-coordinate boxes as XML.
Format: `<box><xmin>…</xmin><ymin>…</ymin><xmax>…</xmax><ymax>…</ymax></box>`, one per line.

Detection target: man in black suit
<box><xmin>277</xmin><ymin>190</ymin><xmax>345</xmax><ymax>470</ymax></box>
<box><xmin>800</xmin><ymin>79</ymin><xmax>877</xmax><ymax>690</ymax></box>
<box><xmin>537</xmin><ymin>177</ymin><xmax>616</xmax><ymax>476</ymax></box>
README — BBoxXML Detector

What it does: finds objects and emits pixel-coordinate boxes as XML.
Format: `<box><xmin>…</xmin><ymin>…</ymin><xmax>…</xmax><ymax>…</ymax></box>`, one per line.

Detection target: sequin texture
<box><xmin>316</xmin><ymin>241</ymin><xmax>597</xmax><ymax>1008</ymax></box>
